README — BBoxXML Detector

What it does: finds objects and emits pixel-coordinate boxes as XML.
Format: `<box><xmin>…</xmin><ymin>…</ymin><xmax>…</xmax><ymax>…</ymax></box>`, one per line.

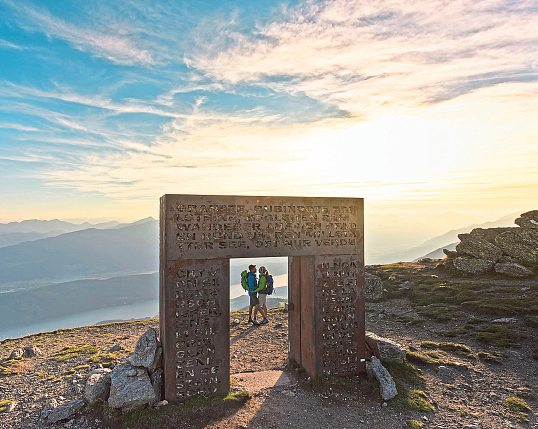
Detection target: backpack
<box><xmin>265</xmin><ymin>274</ymin><xmax>274</xmax><ymax>295</ymax></box>
<box><xmin>241</xmin><ymin>270</ymin><xmax>250</xmax><ymax>291</ymax></box>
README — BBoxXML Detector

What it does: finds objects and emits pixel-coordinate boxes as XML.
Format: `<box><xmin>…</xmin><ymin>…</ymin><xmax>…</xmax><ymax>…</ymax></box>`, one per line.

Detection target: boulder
<box><xmin>108</xmin><ymin>363</ymin><xmax>156</xmax><ymax>410</ymax></box>
<box><xmin>515</xmin><ymin>210</ymin><xmax>538</xmax><ymax>229</ymax></box>
<box><xmin>366</xmin><ymin>356</ymin><xmax>398</xmax><ymax>401</ymax></box>
<box><xmin>23</xmin><ymin>345</ymin><xmax>41</xmax><ymax>358</ymax></box>
<box><xmin>495</xmin><ymin>228</ymin><xmax>538</xmax><ymax>267</ymax></box>
<box><xmin>453</xmin><ymin>257</ymin><xmax>494</xmax><ymax>274</ymax></box>
<box><xmin>494</xmin><ymin>262</ymin><xmax>534</xmax><ymax>278</ymax></box>
<box><xmin>365</xmin><ymin>332</ymin><xmax>405</xmax><ymax>364</ymax></box>
<box><xmin>469</xmin><ymin>227</ymin><xmax>514</xmax><ymax>244</ymax></box>
<box><xmin>41</xmin><ymin>399</ymin><xmax>84</xmax><ymax>424</ymax></box>
<box><xmin>128</xmin><ymin>328</ymin><xmax>159</xmax><ymax>369</ymax></box>
<box><xmin>84</xmin><ymin>368</ymin><xmax>112</xmax><ymax>404</ymax></box>
<box><xmin>364</xmin><ymin>273</ymin><xmax>384</xmax><ymax>301</ymax></box>
<box><xmin>456</xmin><ymin>233</ymin><xmax>502</xmax><ymax>262</ymax></box>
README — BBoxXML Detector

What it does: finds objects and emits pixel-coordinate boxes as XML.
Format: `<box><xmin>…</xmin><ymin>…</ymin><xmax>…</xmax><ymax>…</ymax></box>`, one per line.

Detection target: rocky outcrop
<box><xmin>453</xmin><ymin>257</ymin><xmax>494</xmax><ymax>274</ymax></box>
<box><xmin>515</xmin><ymin>210</ymin><xmax>538</xmax><ymax>229</ymax></box>
<box><xmin>365</xmin><ymin>273</ymin><xmax>384</xmax><ymax>301</ymax></box>
<box><xmin>366</xmin><ymin>356</ymin><xmax>398</xmax><ymax>401</ymax></box>
<box><xmin>128</xmin><ymin>327</ymin><xmax>160</xmax><ymax>369</ymax></box>
<box><xmin>108</xmin><ymin>363</ymin><xmax>157</xmax><ymax>410</ymax></box>
<box><xmin>365</xmin><ymin>332</ymin><xmax>405</xmax><ymax>364</ymax></box>
<box><xmin>494</xmin><ymin>262</ymin><xmax>534</xmax><ymax>278</ymax></box>
<box><xmin>84</xmin><ymin>368</ymin><xmax>111</xmax><ymax>404</ymax></box>
<box><xmin>455</xmin><ymin>234</ymin><xmax>502</xmax><ymax>262</ymax></box>
<box><xmin>40</xmin><ymin>399</ymin><xmax>85</xmax><ymax>424</ymax></box>
<box><xmin>445</xmin><ymin>211</ymin><xmax>537</xmax><ymax>276</ymax></box>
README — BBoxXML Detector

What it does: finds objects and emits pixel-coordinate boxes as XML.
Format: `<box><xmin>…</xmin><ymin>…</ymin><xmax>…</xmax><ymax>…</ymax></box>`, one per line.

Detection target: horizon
<box><xmin>1</xmin><ymin>0</ymin><xmax>537</xmax><ymax>236</ymax></box>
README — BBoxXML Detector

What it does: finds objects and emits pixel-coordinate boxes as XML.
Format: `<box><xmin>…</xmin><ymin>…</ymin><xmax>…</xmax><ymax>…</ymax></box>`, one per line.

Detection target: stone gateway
<box><xmin>160</xmin><ymin>195</ymin><xmax>365</xmax><ymax>402</ymax></box>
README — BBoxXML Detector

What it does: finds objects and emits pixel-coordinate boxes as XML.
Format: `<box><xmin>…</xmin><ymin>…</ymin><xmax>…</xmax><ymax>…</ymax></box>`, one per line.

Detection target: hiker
<box><xmin>244</xmin><ymin>264</ymin><xmax>261</xmax><ymax>325</ymax></box>
<box><xmin>257</xmin><ymin>266</ymin><xmax>273</xmax><ymax>325</ymax></box>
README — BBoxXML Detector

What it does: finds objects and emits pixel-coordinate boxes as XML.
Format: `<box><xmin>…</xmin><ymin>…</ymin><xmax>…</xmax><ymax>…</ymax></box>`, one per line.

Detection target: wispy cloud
<box><xmin>189</xmin><ymin>0</ymin><xmax>538</xmax><ymax>116</ymax></box>
<box><xmin>2</xmin><ymin>0</ymin><xmax>154</xmax><ymax>66</ymax></box>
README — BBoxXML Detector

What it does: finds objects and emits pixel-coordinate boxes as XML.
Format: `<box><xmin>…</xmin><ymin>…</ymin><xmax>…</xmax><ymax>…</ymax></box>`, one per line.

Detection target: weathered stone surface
<box><xmin>456</xmin><ymin>233</ymin><xmax>502</xmax><ymax>262</ymax></box>
<box><xmin>495</xmin><ymin>228</ymin><xmax>538</xmax><ymax>266</ymax></box>
<box><xmin>365</xmin><ymin>332</ymin><xmax>405</xmax><ymax>364</ymax></box>
<box><xmin>22</xmin><ymin>345</ymin><xmax>41</xmax><ymax>358</ymax></box>
<box><xmin>494</xmin><ymin>262</ymin><xmax>534</xmax><ymax>278</ymax></box>
<box><xmin>469</xmin><ymin>227</ymin><xmax>514</xmax><ymax>244</ymax></box>
<box><xmin>437</xmin><ymin>365</ymin><xmax>454</xmax><ymax>383</ymax></box>
<box><xmin>128</xmin><ymin>328</ymin><xmax>159</xmax><ymax>369</ymax></box>
<box><xmin>42</xmin><ymin>400</ymin><xmax>84</xmax><ymax>424</ymax></box>
<box><xmin>364</xmin><ymin>273</ymin><xmax>383</xmax><ymax>301</ymax></box>
<box><xmin>150</xmin><ymin>369</ymin><xmax>163</xmax><ymax>404</ymax></box>
<box><xmin>8</xmin><ymin>348</ymin><xmax>24</xmax><ymax>360</ymax></box>
<box><xmin>84</xmin><ymin>368</ymin><xmax>111</xmax><ymax>404</ymax></box>
<box><xmin>366</xmin><ymin>356</ymin><xmax>397</xmax><ymax>401</ymax></box>
<box><xmin>108</xmin><ymin>363</ymin><xmax>156</xmax><ymax>410</ymax></box>
<box><xmin>443</xmin><ymin>249</ymin><xmax>458</xmax><ymax>259</ymax></box>
<box><xmin>515</xmin><ymin>210</ymin><xmax>538</xmax><ymax>229</ymax></box>
<box><xmin>453</xmin><ymin>257</ymin><xmax>494</xmax><ymax>274</ymax></box>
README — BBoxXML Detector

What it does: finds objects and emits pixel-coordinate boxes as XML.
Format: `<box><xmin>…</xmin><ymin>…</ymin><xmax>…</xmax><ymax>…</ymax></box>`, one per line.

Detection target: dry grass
<box><xmin>52</xmin><ymin>344</ymin><xmax>98</xmax><ymax>361</ymax></box>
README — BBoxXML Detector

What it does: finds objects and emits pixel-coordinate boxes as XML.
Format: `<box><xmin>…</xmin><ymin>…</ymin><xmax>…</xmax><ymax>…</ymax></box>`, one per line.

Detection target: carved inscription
<box><xmin>174</xmin><ymin>261</ymin><xmax>229</xmax><ymax>400</ymax></box>
<box><xmin>315</xmin><ymin>255</ymin><xmax>361</xmax><ymax>375</ymax></box>
<box><xmin>168</xmin><ymin>199</ymin><xmax>362</xmax><ymax>258</ymax></box>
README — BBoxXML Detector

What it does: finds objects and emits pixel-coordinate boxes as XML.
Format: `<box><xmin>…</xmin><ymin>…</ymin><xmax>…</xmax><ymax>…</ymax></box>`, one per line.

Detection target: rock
<box><xmin>515</xmin><ymin>210</ymin><xmax>538</xmax><ymax>229</ymax></box>
<box><xmin>22</xmin><ymin>345</ymin><xmax>41</xmax><ymax>357</ymax></box>
<box><xmin>443</xmin><ymin>249</ymin><xmax>458</xmax><ymax>259</ymax></box>
<box><xmin>492</xmin><ymin>317</ymin><xmax>518</xmax><ymax>324</ymax></box>
<box><xmin>456</xmin><ymin>233</ymin><xmax>503</xmax><ymax>262</ymax></box>
<box><xmin>151</xmin><ymin>346</ymin><xmax>162</xmax><ymax>372</ymax></box>
<box><xmin>400</xmin><ymin>280</ymin><xmax>413</xmax><ymax>290</ymax></box>
<box><xmin>366</xmin><ymin>356</ymin><xmax>398</xmax><ymax>401</ymax></box>
<box><xmin>494</xmin><ymin>262</ymin><xmax>534</xmax><ymax>277</ymax></box>
<box><xmin>231</xmin><ymin>319</ymin><xmax>241</xmax><ymax>326</ymax></box>
<box><xmin>150</xmin><ymin>369</ymin><xmax>163</xmax><ymax>404</ymax></box>
<box><xmin>469</xmin><ymin>227</ymin><xmax>514</xmax><ymax>244</ymax></box>
<box><xmin>109</xmin><ymin>344</ymin><xmax>123</xmax><ymax>352</ymax></box>
<box><xmin>155</xmin><ymin>400</ymin><xmax>168</xmax><ymax>408</ymax></box>
<box><xmin>364</xmin><ymin>273</ymin><xmax>384</xmax><ymax>301</ymax></box>
<box><xmin>108</xmin><ymin>363</ymin><xmax>156</xmax><ymax>410</ymax></box>
<box><xmin>128</xmin><ymin>328</ymin><xmax>159</xmax><ymax>369</ymax></box>
<box><xmin>453</xmin><ymin>257</ymin><xmax>494</xmax><ymax>274</ymax></box>
<box><xmin>495</xmin><ymin>228</ymin><xmax>538</xmax><ymax>267</ymax></box>
<box><xmin>84</xmin><ymin>368</ymin><xmax>111</xmax><ymax>404</ymax></box>
<box><xmin>8</xmin><ymin>348</ymin><xmax>24</xmax><ymax>360</ymax></box>
<box><xmin>437</xmin><ymin>365</ymin><xmax>454</xmax><ymax>382</ymax></box>
<box><xmin>365</xmin><ymin>332</ymin><xmax>405</xmax><ymax>364</ymax></box>
<box><xmin>42</xmin><ymin>400</ymin><xmax>85</xmax><ymax>424</ymax></box>
<box><xmin>5</xmin><ymin>401</ymin><xmax>16</xmax><ymax>412</ymax></box>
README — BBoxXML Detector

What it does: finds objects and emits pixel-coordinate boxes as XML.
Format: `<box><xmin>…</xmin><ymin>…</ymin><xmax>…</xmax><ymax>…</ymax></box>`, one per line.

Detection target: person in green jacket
<box><xmin>257</xmin><ymin>266</ymin><xmax>270</xmax><ymax>324</ymax></box>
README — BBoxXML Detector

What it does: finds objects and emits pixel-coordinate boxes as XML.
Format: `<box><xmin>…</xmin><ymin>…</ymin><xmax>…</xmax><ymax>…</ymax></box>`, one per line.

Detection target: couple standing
<box><xmin>244</xmin><ymin>264</ymin><xmax>273</xmax><ymax>326</ymax></box>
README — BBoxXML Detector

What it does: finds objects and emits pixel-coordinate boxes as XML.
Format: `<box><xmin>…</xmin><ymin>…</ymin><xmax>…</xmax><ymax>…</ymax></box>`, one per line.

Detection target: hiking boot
<box><xmin>251</xmin><ymin>320</ymin><xmax>260</xmax><ymax>326</ymax></box>
<box><xmin>260</xmin><ymin>318</ymin><xmax>269</xmax><ymax>325</ymax></box>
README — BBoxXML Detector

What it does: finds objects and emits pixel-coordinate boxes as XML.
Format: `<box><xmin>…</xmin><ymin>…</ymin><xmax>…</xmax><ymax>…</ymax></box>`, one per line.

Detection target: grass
<box><xmin>88</xmin><ymin>352</ymin><xmax>122</xmax><ymax>367</ymax></box>
<box><xmin>505</xmin><ymin>396</ymin><xmax>531</xmax><ymax>422</ymax></box>
<box><xmin>415</xmin><ymin>304</ymin><xmax>463</xmax><ymax>322</ymax></box>
<box><xmin>473</xmin><ymin>324</ymin><xmax>525</xmax><ymax>348</ymax></box>
<box><xmin>420</xmin><ymin>341</ymin><xmax>473</xmax><ymax>357</ymax></box>
<box><xmin>52</xmin><ymin>344</ymin><xmax>98</xmax><ymax>361</ymax></box>
<box><xmin>402</xmin><ymin>389</ymin><xmax>435</xmax><ymax>412</ymax></box>
<box><xmin>408</xmin><ymin>419</ymin><xmax>424</xmax><ymax>428</ymax></box>
<box><xmin>532</xmin><ymin>348</ymin><xmax>538</xmax><ymax>360</ymax></box>
<box><xmin>0</xmin><ymin>399</ymin><xmax>15</xmax><ymax>412</ymax></box>
<box><xmin>406</xmin><ymin>351</ymin><xmax>459</xmax><ymax>367</ymax></box>
<box><xmin>476</xmin><ymin>351</ymin><xmax>501</xmax><ymax>363</ymax></box>
<box><xmin>523</xmin><ymin>315</ymin><xmax>538</xmax><ymax>328</ymax></box>
<box><xmin>0</xmin><ymin>358</ymin><xmax>31</xmax><ymax>376</ymax></box>
<box><xmin>120</xmin><ymin>391</ymin><xmax>251</xmax><ymax>427</ymax></box>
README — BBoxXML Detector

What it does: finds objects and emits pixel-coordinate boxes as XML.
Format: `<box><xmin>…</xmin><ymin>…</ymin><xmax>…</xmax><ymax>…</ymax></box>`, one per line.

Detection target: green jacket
<box><xmin>257</xmin><ymin>273</ymin><xmax>269</xmax><ymax>294</ymax></box>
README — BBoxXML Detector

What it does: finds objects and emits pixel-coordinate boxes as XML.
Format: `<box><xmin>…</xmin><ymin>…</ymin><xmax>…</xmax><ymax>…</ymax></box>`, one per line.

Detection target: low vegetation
<box><xmin>505</xmin><ymin>396</ymin><xmax>531</xmax><ymax>422</ymax></box>
<box><xmin>408</xmin><ymin>418</ymin><xmax>424</xmax><ymax>428</ymax></box>
<box><xmin>0</xmin><ymin>399</ymin><xmax>15</xmax><ymax>412</ymax></box>
<box><xmin>52</xmin><ymin>344</ymin><xmax>98</xmax><ymax>361</ymax></box>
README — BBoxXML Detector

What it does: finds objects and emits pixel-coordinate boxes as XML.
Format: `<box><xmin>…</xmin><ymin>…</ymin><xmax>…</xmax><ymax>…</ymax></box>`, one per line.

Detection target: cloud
<box><xmin>2</xmin><ymin>0</ymin><xmax>154</xmax><ymax>65</ymax></box>
<box><xmin>188</xmin><ymin>0</ymin><xmax>538</xmax><ymax>116</ymax></box>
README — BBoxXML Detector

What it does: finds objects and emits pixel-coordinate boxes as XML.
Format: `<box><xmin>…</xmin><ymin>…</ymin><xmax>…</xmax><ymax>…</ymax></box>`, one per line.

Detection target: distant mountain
<box><xmin>230</xmin><ymin>286</ymin><xmax>288</xmax><ymax>312</ymax></box>
<box><xmin>0</xmin><ymin>219</ymin><xmax>123</xmax><ymax>248</ymax></box>
<box><xmin>418</xmin><ymin>242</ymin><xmax>457</xmax><ymax>260</ymax></box>
<box><xmin>0</xmin><ymin>219</ymin><xmax>159</xmax><ymax>285</ymax></box>
<box><xmin>377</xmin><ymin>212</ymin><xmax>519</xmax><ymax>263</ymax></box>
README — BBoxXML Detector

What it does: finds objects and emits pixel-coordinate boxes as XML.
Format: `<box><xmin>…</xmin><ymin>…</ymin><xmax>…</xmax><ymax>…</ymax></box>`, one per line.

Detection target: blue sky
<box><xmin>0</xmin><ymin>0</ymin><xmax>537</xmax><ymax>238</ymax></box>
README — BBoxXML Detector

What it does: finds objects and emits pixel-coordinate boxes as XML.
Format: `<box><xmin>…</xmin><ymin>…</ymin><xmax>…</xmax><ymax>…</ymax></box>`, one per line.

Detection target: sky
<box><xmin>0</xmin><ymin>0</ymin><xmax>537</xmax><ymax>243</ymax></box>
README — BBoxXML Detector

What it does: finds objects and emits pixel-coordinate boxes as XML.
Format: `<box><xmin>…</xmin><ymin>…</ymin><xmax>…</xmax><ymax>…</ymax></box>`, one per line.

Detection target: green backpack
<box><xmin>240</xmin><ymin>270</ymin><xmax>249</xmax><ymax>291</ymax></box>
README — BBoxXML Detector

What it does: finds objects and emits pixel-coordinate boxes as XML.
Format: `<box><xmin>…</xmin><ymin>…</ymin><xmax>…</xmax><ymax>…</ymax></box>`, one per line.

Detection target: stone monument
<box><xmin>160</xmin><ymin>195</ymin><xmax>365</xmax><ymax>402</ymax></box>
